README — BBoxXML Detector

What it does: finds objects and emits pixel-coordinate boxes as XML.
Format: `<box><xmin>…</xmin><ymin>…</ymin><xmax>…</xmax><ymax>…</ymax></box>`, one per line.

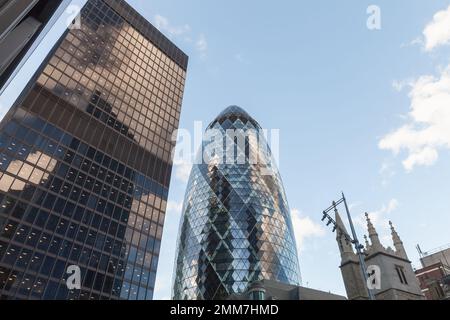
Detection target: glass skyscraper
<box><xmin>173</xmin><ymin>106</ymin><xmax>301</xmax><ymax>300</ymax></box>
<box><xmin>0</xmin><ymin>0</ymin><xmax>187</xmax><ymax>299</ymax></box>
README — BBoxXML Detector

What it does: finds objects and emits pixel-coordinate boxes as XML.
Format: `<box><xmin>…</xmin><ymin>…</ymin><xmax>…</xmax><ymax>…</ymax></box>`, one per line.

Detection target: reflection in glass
<box><xmin>0</xmin><ymin>0</ymin><xmax>187</xmax><ymax>300</ymax></box>
<box><xmin>173</xmin><ymin>106</ymin><xmax>301</xmax><ymax>300</ymax></box>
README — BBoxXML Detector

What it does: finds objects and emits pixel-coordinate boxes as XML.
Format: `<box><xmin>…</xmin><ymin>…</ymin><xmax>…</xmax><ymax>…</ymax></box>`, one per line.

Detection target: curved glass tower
<box><xmin>173</xmin><ymin>106</ymin><xmax>301</xmax><ymax>300</ymax></box>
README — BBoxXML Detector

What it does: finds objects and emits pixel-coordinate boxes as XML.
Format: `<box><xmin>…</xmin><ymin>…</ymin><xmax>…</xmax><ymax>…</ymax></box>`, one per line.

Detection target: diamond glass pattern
<box><xmin>173</xmin><ymin>106</ymin><xmax>301</xmax><ymax>300</ymax></box>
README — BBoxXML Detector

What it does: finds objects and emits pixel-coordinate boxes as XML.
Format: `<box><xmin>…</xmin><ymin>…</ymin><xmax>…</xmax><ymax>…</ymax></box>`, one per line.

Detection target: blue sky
<box><xmin>145</xmin><ymin>0</ymin><xmax>450</xmax><ymax>299</ymax></box>
<box><xmin>1</xmin><ymin>0</ymin><xmax>450</xmax><ymax>300</ymax></box>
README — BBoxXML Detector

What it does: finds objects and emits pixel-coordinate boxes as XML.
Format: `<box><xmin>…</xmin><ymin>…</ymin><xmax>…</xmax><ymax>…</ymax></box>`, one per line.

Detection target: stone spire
<box><xmin>335</xmin><ymin>209</ymin><xmax>356</xmax><ymax>262</ymax></box>
<box><xmin>364</xmin><ymin>235</ymin><xmax>370</xmax><ymax>250</ymax></box>
<box><xmin>365</xmin><ymin>212</ymin><xmax>384</xmax><ymax>251</ymax></box>
<box><xmin>389</xmin><ymin>221</ymin><xmax>408</xmax><ymax>259</ymax></box>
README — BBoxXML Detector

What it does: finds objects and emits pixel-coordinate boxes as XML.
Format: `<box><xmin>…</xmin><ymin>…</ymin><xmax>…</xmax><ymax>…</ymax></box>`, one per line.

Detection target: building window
<box><xmin>395</xmin><ymin>265</ymin><xmax>408</xmax><ymax>285</ymax></box>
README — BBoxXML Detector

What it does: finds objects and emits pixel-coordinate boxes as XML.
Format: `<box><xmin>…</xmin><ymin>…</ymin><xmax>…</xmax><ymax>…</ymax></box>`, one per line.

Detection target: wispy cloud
<box><xmin>152</xmin><ymin>14</ymin><xmax>208</xmax><ymax>59</ymax></box>
<box><xmin>380</xmin><ymin>66</ymin><xmax>450</xmax><ymax>171</ymax></box>
<box><xmin>196</xmin><ymin>34</ymin><xmax>208</xmax><ymax>58</ymax></box>
<box><xmin>234</xmin><ymin>53</ymin><xmax>244</xmax><ymax>63</ymax></box>
<box><xmin>153</xmin><ymin>273</ymin><xmax>171</xmax><ymax>300</ymax></box>
<box><xmin>173</xmin><ymin>159</ymin><xmax>192</xmax><ymax>183</ymax></box>
<box><xmin>379</xmin><ymin>160</ymin><xmax>396</xmax><ymax>186</ymax></box>
<box><xmin>400</xmin><ymin>37</ymin><xmax>423</xmax><ymax>49</ymax></box>
<box><xmin>234</xmin><ymin>53</ymin><xmax>249</xmax><ymax>64</ymax></box>
<box><xmin>166</xmin><ymin>200</ymin><xmax>183</xmax><ymax>214</ymax></box>
<box><xmin>382</xmin><ymin>5</ymin><xmax>450</xmax><ymax>172</ymax></box>
<box><xmin>355</xmin><ymin>199</ymin><xmax>399</xmax><ymax>245</ymax></box>
<box><xmin>291</xmin><ymin>209</ymin><xmax>326</xmax><ymax>253</ymax></box>
<box><xmin>392</xmin><ymin>79</ymin><xmax>413</xmax><ymax>92</ymax></box>
<box><xmin>349</xmin><ymin>201</ymin><xmax>362</xmax><ymax>211</ymax></box>
<box><xmin>422</xmin><ymin>5</ymin><xmax>450</xmax><ymax>51</ymax></box>
<box><xmin>154</xmin><ymin>14</ymin><xmax>191</xmax><ymax>39</ymax></box>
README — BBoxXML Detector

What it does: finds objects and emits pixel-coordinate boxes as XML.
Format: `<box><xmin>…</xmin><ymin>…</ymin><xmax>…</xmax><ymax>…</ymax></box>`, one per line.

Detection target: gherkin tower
<box><xmin>172</xmin><ymin>106</ymin><xmax>301</xmax><ymax>300</ymax></box>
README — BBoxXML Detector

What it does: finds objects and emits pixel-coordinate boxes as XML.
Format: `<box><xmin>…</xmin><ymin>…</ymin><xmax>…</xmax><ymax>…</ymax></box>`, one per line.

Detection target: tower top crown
<box><xmin>209</xmin><ymin>105</ymin><xmax>260</xmax><ymax>129</ymax></box>
<box><xmin>389</xmin><ymin>220</ymin><xmax>408</xmax><ymax>259</ymax></box>
<box><xmin>365</xmin><ymin>212</ymin><xmax>384</xmax><ymax>251</ymax></box>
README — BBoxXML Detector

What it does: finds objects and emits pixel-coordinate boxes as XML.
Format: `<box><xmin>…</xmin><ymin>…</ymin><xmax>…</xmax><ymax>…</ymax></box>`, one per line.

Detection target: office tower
<box><xmin>336</xmin><ymin>213</ymin><xmax>424</xmax><ymax>300</ymax></box>
<box><xmin>0</xmin><ymin>0</ymin><xmax>188</xmax><ymax>300</ymax></box>
<box><xmin>0</xmin><ymin>0</ymin><xmax>71</xmax><ymax>90</ymax></box>
<box><xmin>173</xmin><ymin>106</ymin><xmax>301</xmax><ymax>300</ymax></box>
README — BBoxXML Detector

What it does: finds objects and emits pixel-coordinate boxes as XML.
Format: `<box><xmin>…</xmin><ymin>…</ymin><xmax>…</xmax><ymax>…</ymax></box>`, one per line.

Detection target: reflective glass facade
<box><xmin>173</xmin><ymin>106</ymin><xmax>301</xmax><ymax>300</ymax></box>
<box><xmin>0</xmin><ymin>0</ymin><xmax>187</xmax><ymax>299</ymax></box>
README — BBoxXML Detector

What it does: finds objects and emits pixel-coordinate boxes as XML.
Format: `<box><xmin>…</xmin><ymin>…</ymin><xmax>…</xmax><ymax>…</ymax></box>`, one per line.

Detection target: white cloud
<box><xmin>392</xmin><ymin>80</ymin><xmax>404</xmax><ymax>92</ymax></box>
<box><xmin>234</xmin><ymin>53</ymin><xmax>243</xmax><ymax>62</ymax></box>
<box><xmin>154</xmin><ymin>14</ymin><xmax>191</xmax><ymax>38</ymax></box>
<box><xmin>400</xmin><ymin>37</ymin><xmax>423</xmax><ymax>49</ymax></box>
<box><xmin>379</xmin><ymin>160</ymin><xmax>396</xmax><ymax>186</ymax></box>
<box><xmin>196</xmin><ymin>34</ymin><xmax>208</xmax><ymax>58</ymax></box>
<box><xmin>166</xmin><ymin>200</ymin><xmax>183</xmax><ymax>214</ymax></box>
<box><xmin>152</xmin><ymin>14</ymin><xmax>208</xmax><ymax>59</ymax></box>
<box><xmin>349</xmin><ymin>201</ymin><xmax>362</xmax><ymax>211</ymax></box>
<box><xmin>386</xmin><ymin>198</ymin><xmax>399</xmax><ymax>213</ymax></box>
<box><xmin>379</xmin><ymin>65</ymin><xmax>450</xmax><ymax>171</ymax></box>
<box><xmin>291</xmin><ymin>209</ymin><xmax>326</xmax><ymax>253</ymax></box>
<box><xmin>355</xmin><ymin>199</ymin><xmax>399</xmax><ymax>245</ymax></box>
<box><xmin>174</xmin><ymin>160</ymin><xmax>192</xmax><ymax>183</ymax></box>
<box><xmin>384</xmin><ymin>5</ymin><xmax>450</xmax><ymax>171</ymax></box>
<box><xmin>356</xmin><ymin>199</ymin><xmax>398</xmax><ymax>227</ymax></box>
<box><xmin>402</xmin><ymin>146</ymin><xmax>438</xmax><ymax>171</ymax></box>
<box><xmin>234</xmin><ymin>53</ymin><xmax>251</xmax><ymax>64</ymax></box>
<box><xmin>381</xmin><ymin>234</ymin><xmax>392</xmax><ymax>246</ymax></box>
<box><xmin>392</xmin><ymin>79</ymin><xmax>412</xmax><ymax>92</ymax></box>
<box><xmin>153</xmin><ymin>272</ymin><xmax>171</xmax><ymax>300</ymax></box>
<box><xmin>423</xmin><ymin>5</ymin><xmax>450</xmax><ymax>51</ymax></box>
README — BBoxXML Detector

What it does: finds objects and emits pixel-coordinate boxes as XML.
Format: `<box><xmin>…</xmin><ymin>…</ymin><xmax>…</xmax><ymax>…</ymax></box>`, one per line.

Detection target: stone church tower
<box><xmin>335</xmin><ymin>211</ymin><xmax>424</xmax><ymax>300</ymax></box>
